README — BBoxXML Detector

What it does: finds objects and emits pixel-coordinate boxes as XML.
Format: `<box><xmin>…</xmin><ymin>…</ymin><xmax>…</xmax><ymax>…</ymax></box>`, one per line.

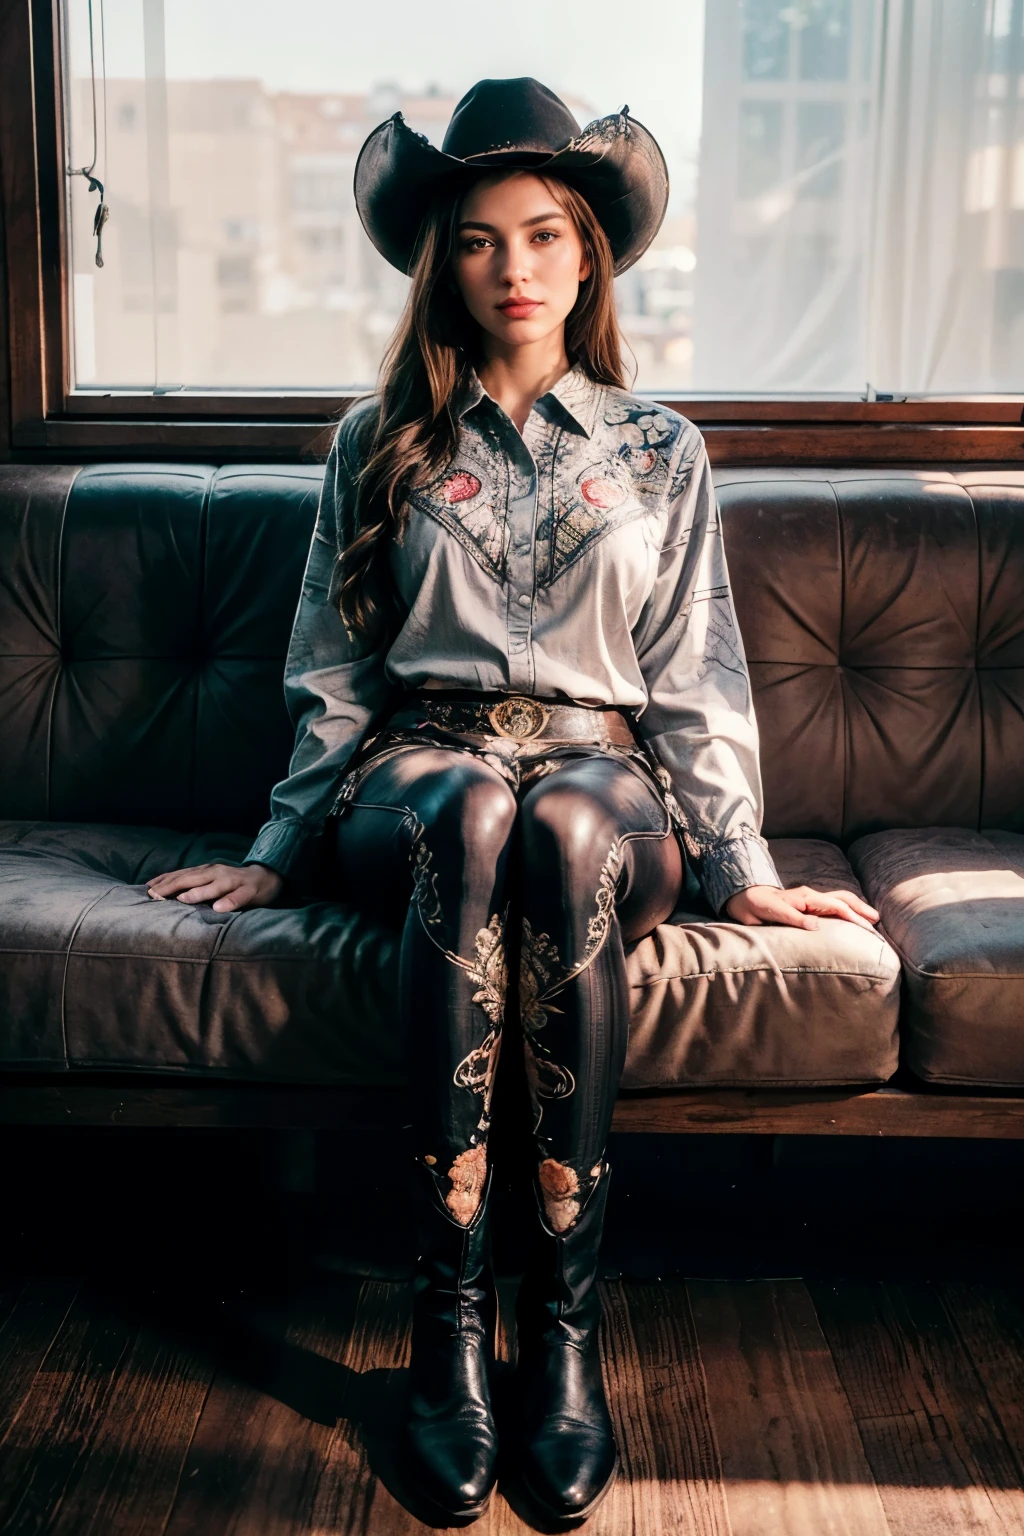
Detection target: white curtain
<box><xmin>693</xmin><ymin>0</ymin><xmax>1023</xmax><ymax>394</ymax></box>
<box><xmin>867</xmin><ymin>0</ymin><xmax>1022</xmax><ymax>390</ymax></box>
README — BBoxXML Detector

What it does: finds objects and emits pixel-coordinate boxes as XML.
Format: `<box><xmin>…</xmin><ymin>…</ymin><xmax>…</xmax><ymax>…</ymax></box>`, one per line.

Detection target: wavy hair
<box><xmin>336</xmin><ymin>171</ymin><xmax>627</xmax><ymax>635</ymax></box>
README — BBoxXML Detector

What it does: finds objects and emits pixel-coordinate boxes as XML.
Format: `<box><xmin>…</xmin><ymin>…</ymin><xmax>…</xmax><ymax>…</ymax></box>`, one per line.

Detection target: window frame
<box><xmin>3</xmin><ymin>0</ymin><xmax>1023</xmax><ymax>465</ymax></box>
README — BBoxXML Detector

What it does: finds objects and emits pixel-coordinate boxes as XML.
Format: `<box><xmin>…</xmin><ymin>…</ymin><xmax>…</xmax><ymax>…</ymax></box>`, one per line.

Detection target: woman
<box><xmin>147</xmin><ymin>78</ymin><xmax>878</xmax><ymax>1526</ymax></box>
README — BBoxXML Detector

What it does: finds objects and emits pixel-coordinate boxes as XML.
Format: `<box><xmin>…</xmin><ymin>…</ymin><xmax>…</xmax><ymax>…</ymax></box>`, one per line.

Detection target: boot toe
<box><xmin>403</xmin><ymin>1418</ymin><xmax>498</xmax><ymax>1518</ymax></box>
<box><xmin>522</xmin><ymin>1419</ymin><xmax>618</xmax><ymax>1520</ymax></box>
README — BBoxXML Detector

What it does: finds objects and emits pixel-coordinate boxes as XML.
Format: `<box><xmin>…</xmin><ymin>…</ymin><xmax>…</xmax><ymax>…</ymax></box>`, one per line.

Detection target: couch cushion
<box><xmin>0</xmin><ymin>821</ymin><xmax>401</xmax><ymax>1081</ymax></box>
<box><xmin>849</xmin><ymin>827</ymin><xmax>1024</xmax><ymax>1086</ymax></box>
<box><xmin>0</xmin><ymin>825</ymin><xmax>900</xmax><ymax>1089</ymax></box>
<box><xmin>621</xmin><ymin>838</ymin><xmax>901</xmax><ymax>1089</ymax></box>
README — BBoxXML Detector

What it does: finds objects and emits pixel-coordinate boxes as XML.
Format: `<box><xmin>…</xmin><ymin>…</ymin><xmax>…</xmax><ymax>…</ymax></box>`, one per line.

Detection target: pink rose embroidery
<box><xmin>442</xmin><ymin>471</ymin><xmax>481</xmax><ymax>504</ymax></box>
<box><xmin>580</xmin><ymin>476</ymin><xmax>626</xmax><ymax>510</ymax></box>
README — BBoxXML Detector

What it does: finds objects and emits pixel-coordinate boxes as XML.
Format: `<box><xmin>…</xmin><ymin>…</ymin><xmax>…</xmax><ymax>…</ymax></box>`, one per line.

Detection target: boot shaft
<box><xmin>411</xmin><ymin>1156</ymin><xmax>498</xmax><ymax>1339</ymax></box>
<box><xmin>516</xmin><ymin>1159</ymin><xmax>611</xmax><ymax>1348</ymax></box>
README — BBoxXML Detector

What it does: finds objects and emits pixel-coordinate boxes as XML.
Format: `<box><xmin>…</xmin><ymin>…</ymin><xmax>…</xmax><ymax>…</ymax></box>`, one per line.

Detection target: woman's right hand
<box><xmin>146</xmin><ymin>861</ymin><xmax>283</xmax><ymax>913</ymax></box>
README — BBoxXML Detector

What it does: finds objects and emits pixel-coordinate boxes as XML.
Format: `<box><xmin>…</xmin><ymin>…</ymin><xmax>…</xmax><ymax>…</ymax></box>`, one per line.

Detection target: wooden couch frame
<box><xmin>2</xmin><ymin>1078</ymin><xmax>1023</xmax><ymax>1138</ymax></box>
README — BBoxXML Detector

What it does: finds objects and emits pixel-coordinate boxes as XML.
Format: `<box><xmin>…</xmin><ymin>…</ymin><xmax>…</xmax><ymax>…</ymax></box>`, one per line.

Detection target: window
<box><xmin>53</xmin><ymin>0</ymin><xmax>1024</xmax><ymax>397</ymax></box>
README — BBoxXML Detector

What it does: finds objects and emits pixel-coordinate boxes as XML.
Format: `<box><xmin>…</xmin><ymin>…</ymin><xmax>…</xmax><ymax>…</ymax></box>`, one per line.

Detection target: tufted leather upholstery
<box><xmin>1</xmin><ymin>460</ymin><xmax>1022</xmax><ymax>1087</ymax></box>
<box><xmin>718</xmin><ymin>469</ymin><xmax>1024</xmax><ymax>843</ymax></box>
<box><xmin>0</xmin><ymin>462</ymin><xmax>319</xmax><ymax>832</ymax></box>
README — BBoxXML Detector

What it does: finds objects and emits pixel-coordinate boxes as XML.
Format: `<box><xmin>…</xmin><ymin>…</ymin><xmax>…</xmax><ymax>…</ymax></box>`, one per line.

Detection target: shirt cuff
<box><xmin>242</xmin><ymin>818</ymin><xmax>320</xmax><ymax>885</ymax></box>
<box><xmin>699</xmin><ymin>831</ymin><xmax>783</xmax><ymax>917</ymax></box>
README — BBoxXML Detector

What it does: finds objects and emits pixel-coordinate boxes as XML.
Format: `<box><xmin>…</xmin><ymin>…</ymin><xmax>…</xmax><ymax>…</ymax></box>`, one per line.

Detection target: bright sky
<box><xmin>71</xmin><ymin>0</ymin><xmax>707</xmax><ymax>208</ymax></box>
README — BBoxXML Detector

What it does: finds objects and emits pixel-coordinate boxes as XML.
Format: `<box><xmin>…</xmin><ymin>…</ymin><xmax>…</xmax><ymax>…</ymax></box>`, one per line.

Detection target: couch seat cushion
<box><xmin>0</xmin><ymin>824</ymin><xmax>900</xmax><ymax>1089</ymax></box>
<box><xmin>0</xmin><ymin>821</ymin><xmax>402</xmax><ymax>1081</ymax></box>
<box><xmin>621</xmin><ymin>838</ymin><xmax>901</xmax><ymax>1089</ymax></box>
<box><xmin>849</xmin><ymin>827</ymin><xmax>1024</xmax><ymax>1086</ymax></box>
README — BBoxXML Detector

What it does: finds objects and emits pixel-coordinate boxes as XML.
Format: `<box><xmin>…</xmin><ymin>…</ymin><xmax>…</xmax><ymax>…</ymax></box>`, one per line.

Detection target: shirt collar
<box><xmin>544</xmin><ymin>366</ymin><xmax>602</xmax><ymax>439</ymax></box>
<box><xmin>455</xmin><ymin>364</ymin><xmax>603</xmax><ymax>440</ymax></box>
<box><xmin>454</xmin><ymin>368</ymin><xmax>487</xmax><ymax>419</ymax></box>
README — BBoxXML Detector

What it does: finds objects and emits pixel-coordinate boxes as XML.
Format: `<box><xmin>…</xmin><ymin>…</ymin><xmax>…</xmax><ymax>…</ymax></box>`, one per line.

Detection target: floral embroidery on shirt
<box><xmin>411</xmin><ymin>455</ymin><xmax>510</xmax><ymax>582</ymax></box>
<box><xmin>412</xmin><ymin>482</ymin><xmax>509</xmax><ymax>581</ymax></box>
<box><xmin>442</xmin><ymin>471</ymin><xmax>481</xmax><ymax>503</ymax></box>
<box><xmin>546</xmin><ymin>462</ymin><xmax>648</xmax><ymax>582</ymax></box>
<box><xmin>580</xmin><ymin>475</ymin><xmax>627</xmax><ymax>510</ymax></box>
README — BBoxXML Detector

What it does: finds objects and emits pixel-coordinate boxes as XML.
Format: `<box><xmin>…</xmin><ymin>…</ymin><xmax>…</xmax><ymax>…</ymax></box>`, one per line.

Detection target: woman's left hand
<box><xmin>724</xmin><ymin>884</ymin><xmax>880</xmax><ymax>931</ymax></box>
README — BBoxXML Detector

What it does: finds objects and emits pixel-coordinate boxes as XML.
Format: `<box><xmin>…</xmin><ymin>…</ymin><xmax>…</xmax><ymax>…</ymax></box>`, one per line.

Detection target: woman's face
<box><xmin>452</xmin><ymin>171</ymin><xmax>591</xmax><ymax>352</ymax></box>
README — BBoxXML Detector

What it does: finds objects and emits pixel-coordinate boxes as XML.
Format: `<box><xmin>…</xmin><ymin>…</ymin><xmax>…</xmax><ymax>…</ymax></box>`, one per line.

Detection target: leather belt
<box><xmin>388</xmin><ymin>690</ymin><xmax>637</xmax><ymax>747</ymax></box>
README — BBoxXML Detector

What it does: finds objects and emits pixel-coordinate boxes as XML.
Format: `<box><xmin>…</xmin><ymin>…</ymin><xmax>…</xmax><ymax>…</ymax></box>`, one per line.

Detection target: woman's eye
<box><xmin>462</xmin><ymin>237</ymin><xmax>491</xmax><ymax>253</ymax></box>
<box><xmin>533</xmin><ymin>230</ymin><xmax>557</xmax><ymax>243</ymax></box>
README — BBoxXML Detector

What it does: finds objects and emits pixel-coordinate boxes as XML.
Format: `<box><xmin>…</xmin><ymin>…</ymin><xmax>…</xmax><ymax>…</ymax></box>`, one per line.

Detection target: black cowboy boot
<box><xmin>398</xmin><ymin>1154</ymin><xmax>500</xmax><ymax>1523</ymax></box>
<box><xmin>514</xmin><ymin>1157</ymin><xmax>618</xmax><ymax>1524</ymax></box>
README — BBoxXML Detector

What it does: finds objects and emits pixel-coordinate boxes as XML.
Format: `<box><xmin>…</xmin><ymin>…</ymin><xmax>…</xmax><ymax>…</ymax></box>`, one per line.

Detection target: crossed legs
<box><xmin>333</xmin><ymin>742</ymin><xmax>682</xmax><ymax>1223</ymax></box>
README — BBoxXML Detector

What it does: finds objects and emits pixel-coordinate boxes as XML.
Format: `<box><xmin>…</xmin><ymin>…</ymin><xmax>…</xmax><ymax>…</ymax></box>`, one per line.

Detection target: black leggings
<box><xmin>333</xmin><ymin>742</ymin><xmax>681</xmax><ymax>1232</ymax></box>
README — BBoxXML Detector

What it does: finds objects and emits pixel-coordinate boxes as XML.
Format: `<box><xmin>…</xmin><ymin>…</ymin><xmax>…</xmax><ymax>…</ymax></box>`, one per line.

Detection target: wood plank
<box><xmin>0</xmin><ymin>1083</ymin><xmax>411</xmax><ymax>1131</ymax></box>
<box><xmin>55</xmin><ymin>393</ymin><xmax>1024</xmax><ymax>424</ymax></box>
<box><xmin>612</xmin><ymin>1088</ymin><xmax>1024</xmax><ymax>1138</ymax></box>
<box><xmin>810</xmin><ymin>1281</ymin><xmax>1024</xmax><ymax>1535</ymax></box>
<box><xmin>601</xmin><ymin>1281</ymin><xmax>731</xmax><ymax>1535</ymax></box>
<box><xmin>0</xmin><ymin>0</ymin><xmax>47</xmax><ymax>442</ymax></box>
<box><xmin>689</xmin><ymin>1279</ymin><xmax>891</xmax><ymax>1536</ymax></box>
<box><xmin>5</xmin><ymin>1081</ymin><xmax>1024</xmax><ymax>1138</ymax></box>
<box><xmin>0</xmin><ymin>1282</ymin><xmax>215</xmax><ymax>1536</ymax></box>
<box><xmin>582</xmin><ymin>1280</ymin><xmax>670</xmax><ymax>1534</ymax></box>
<box><xmin>701</xmin><ymin>424</ymin><xmax>1024</xmax><ymax>465</ymax></box>
<box><xmin>0</xmin><ymin>1277</ymin><xmax>79</xmax><ymax>1442</ymax></box>
<box><xmin>27</xmin><ymin>420</ymin><xmax>1024</xmax><ymax>464</ymax></box>
<box><xmin>162</xmin><ymin>1281</ymin><xmax>364</xmax><ymax>1536</ymax></box>
<box><xmin>940</xmin><ymin>1284</ymin><xmax>1024</xmax><ymax>1481</ymax></box>
<box><xmin>305</xmin><ymin>1278</ymin><xmax>435</xmax><ymax>1536</ymax></box>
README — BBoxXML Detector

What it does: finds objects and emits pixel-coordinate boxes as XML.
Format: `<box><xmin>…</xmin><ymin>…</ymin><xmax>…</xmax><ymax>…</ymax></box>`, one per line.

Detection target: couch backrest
<box><xmin>720</xmin><ymin>468</ymin><xmax>1024</xmax><ymax>842</ymax></box>
<box><xmin>0</xmin><ymin>463</ymin><xmax>321</xmax><ymax>834</ymax></box>
<box><xmin>1</xmin><ymin>461</ymin><xmax>1022</xmax><ymax>842</ymax></box>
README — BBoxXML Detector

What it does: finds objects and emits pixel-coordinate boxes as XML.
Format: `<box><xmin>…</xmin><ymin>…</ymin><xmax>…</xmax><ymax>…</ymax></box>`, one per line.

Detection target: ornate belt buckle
<box><xmin>487</xmin><ymin>695</ymin><xmax>550</xmax><ymax>741</ymax></box>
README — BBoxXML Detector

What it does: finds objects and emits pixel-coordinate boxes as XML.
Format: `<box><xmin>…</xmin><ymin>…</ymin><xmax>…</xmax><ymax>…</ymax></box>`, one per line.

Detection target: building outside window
<box><xmin>63</xmin><ymin>0</ymin><xmax>1024</xmax><ymax>396</ymax></box>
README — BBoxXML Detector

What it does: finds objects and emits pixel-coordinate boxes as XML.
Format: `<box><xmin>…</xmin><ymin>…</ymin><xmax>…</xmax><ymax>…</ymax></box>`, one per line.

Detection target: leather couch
<box><xmin>1</xmin><ymin>461</ymin><xmax>1022</xmax><ymax>1094</ymax></box>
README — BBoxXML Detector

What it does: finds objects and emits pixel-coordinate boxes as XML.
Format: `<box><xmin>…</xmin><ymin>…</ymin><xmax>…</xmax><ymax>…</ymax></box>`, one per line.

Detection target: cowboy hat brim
<box><xmin>354</xmin><ymin>108</ymin><xmax>669</xmax><ymax>277</ymax></box>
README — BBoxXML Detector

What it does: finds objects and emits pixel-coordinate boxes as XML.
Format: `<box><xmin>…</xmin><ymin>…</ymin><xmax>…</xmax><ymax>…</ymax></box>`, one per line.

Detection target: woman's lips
<box><xmin>497</xmin><ymin>298</ymin><xmax>542</xmax><ymax>318</ymax></box>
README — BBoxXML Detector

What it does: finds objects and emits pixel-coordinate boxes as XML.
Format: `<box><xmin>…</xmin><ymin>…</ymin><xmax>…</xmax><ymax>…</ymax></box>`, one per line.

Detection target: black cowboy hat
<box><xmin>354</xmin><ymin>77</ymin><xmax>669</xmax><ymax>276</ymax></box>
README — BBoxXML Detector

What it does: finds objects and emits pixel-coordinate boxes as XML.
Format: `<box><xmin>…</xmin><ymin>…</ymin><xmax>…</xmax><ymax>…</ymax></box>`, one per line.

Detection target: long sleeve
<box><xmin>631</xmin><ymin>424</ymin><xmax>782</xmax><ymax>915</ymax></box>
<box><xmin>243</xmin><ymin>417</ymin><xmax>395</xmax><ymax>883</ymax></box>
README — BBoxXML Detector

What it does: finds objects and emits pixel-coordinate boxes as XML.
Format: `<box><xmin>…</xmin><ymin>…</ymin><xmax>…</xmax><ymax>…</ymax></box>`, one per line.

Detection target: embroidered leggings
<box><xmin>332</xmin><ymin>742</ymin><xmax>682</xmax><ymax>1231</ymax></box>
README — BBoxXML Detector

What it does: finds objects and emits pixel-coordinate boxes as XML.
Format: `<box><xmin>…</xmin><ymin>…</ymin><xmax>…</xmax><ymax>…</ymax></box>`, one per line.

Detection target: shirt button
<box><xmin>517</xmin><ymin>593</ymin><xmax>531</xmax><ymax>608</ymax></box>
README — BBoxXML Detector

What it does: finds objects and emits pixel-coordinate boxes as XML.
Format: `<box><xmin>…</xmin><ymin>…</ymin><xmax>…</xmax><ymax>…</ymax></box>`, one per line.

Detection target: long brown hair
<box><xmin>337</xmin><ymin>171</ymin><xmax>627</xmax><ymax>635</ymax></box>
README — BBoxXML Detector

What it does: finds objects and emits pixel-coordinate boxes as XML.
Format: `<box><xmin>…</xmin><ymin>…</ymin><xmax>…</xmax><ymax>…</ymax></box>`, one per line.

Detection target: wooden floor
<box><xmin>2</xmin><ymin>1271</ymin><xmax>1024</xmax><ymax>1534</ymax></box>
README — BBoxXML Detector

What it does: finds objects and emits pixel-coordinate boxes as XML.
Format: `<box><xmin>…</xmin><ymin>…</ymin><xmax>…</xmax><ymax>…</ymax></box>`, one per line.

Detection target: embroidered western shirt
<box><xmin>243</xmin><ymin>365</ymin><xmax>783</xmax><ymax>914</ymax></box>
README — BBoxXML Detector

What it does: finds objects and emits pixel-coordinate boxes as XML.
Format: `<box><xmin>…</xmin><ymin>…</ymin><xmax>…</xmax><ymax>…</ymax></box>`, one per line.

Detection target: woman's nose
<box><xmin>499</xmin><ymin>243</ymin><xmax>532</xmax><ymax>285</ymax></box>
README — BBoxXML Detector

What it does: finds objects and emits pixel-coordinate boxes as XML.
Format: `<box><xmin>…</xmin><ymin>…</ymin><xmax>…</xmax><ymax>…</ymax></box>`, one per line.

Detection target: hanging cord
<box><xmin>66</xmin><ymin>0</ymin><xmax>109</xmax><ymax>266</ymax></box>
